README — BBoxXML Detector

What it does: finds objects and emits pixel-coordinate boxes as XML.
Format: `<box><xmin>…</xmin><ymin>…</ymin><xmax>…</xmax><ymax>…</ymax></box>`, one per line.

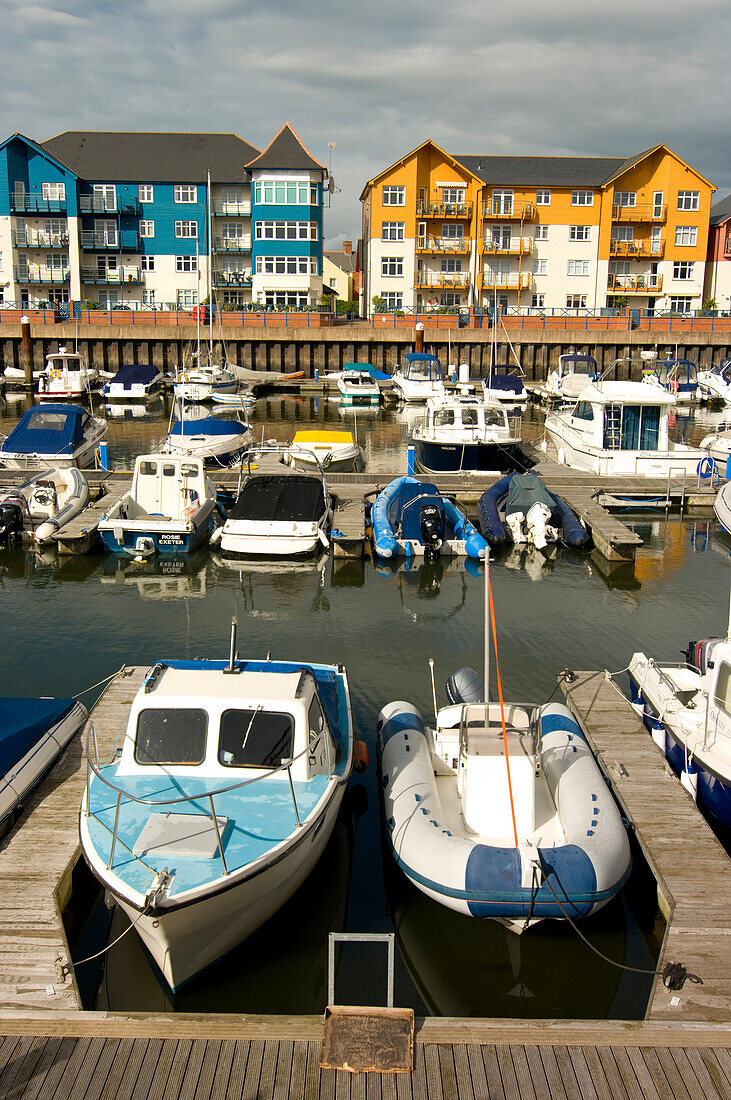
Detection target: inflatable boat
<box><xmin>0</xmin><ymin>467</ymin><xmax>90</xmax><ymax>545</ymax></box>
<box><xmin>478</xmin><ymin>472</ymin><xmax>589</xmax><ymax>550</ymax></box>
<box><xmin>370</xmin><ymin>476</ymin><xmax>487</xmax><ymax>560</ymax></box>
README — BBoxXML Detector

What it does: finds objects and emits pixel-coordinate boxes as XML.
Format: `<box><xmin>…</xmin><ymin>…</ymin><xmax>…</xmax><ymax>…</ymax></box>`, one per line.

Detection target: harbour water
<box><xmin>1</xmin><ymin>391</ymin><xmax>730</xmax><ymax>1018</ymax></box>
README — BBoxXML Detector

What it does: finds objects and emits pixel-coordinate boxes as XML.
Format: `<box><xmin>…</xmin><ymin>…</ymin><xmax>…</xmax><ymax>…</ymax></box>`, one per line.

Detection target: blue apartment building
<box><xmin>0</xmin><ymin>124</ymin><xmax>326</xmax><ymax>311</ymax></box>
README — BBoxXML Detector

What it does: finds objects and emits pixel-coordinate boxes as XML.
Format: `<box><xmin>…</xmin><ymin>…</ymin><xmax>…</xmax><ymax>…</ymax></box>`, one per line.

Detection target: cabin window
<box><xmin>714</xmin><ymin>664</ymin><xmax>731</xmax><ymax>715</ymax></box>
<box><xmin>218</xmin><ymin>708</ymin><xmax>294</xmax><ymax>769</ymax></box>
<box><xmin>135</xmin><ymin>708</ymin><xmax>207</xmax><ymax>765</ymax></box>
<box><xmin>461</xmin><ymin>409</ymin><xmax>478</xmax><ymax>426</ymax></box>
<box><xmin>573</xmin><ymin>402</ymin><xmax>594</xmax><ymax>421</ymax></box>
<box><xmin>434</xmin><ymin>410</ymin><xmax>455</xmax><ymax>426</ymax></box>
<box><xmin>162</xmin><ymin>464</ymin><xmax>176</xmax><ymax>477</ymax></box>
<box><xmin>181</xmin><ymin>464</ymin><xmax>198</xmax><ymax>477</ymax></box>
<box><xmin>603</xmin><ymin>405</ymin><xmax>660</xmax><ymax>451</ymax></box>
<box><xmin>29</xmin><ymin>412</ymin><xmax>67</xmax><ymax>431</ymax></box>
<box><xmin>483</xmin><ymin>409</ymin><xmax>504</xmax><ymax>427</ymax></box>
<box><xmin>139</xmin><ymin>461</ymin><xmax>157</xmax><ymax>476</ymax></box>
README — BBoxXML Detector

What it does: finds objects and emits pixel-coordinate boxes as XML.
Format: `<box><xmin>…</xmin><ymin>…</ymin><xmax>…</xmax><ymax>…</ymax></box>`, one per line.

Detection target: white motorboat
<box><xmin>162</xmin><ymin>413</ymin><xmax>254</xmax><ymax>468</ymax></box>
<box><xmin>211</xmin><ymin>389</ymin><xmax>256</xmax><ymax>410</ymax></box>
<box><xmin>103</xmin><ymin>363</ymin><xmax>163</xmax><ymax>402</ymax></box>
<box><xmin>211</xmin><ymin>447</ymin><xmax>331</xmax><ymax>557</ymax></box>
<box><xmin>544</xmin><ymin>380</ymin><xmax>708</xmax><ymax>477</ymax></box>
<box><xmin>544</xmin><ymin>353</ymin><xmax>600</xmax><ymax>403</ymax></box>
<box><xmin>98</xmin><ymin>453</ymin><xmax>218</xmax><ymax>557</ymax></box>
<box><xmin>173</xmin><ymin>364</ymin><xmax>238</xmax><ymax>402</ymax></box>
<box><xmin>283</xmin><ymin>430</ymin><xmax>363</xmax><ymax>473</ymax></box>
<box><xmin>2</xmin><ymin>365</ymin><xmax>43</xmax><ymax>386</ymax></box>
<box><xmin>392</xmin><ymin>353</ymin><xmax>444</xmax><ymax>403</ymax></box>
<box><xmin>0</xmin><ymin>403</ymin><xmax>107</xmax><ymax>470</ymax></box>
<box><xmin>699</xmin><ymin>426</ymin><xmax>731</xmax><ymax>474</ymax></box>
<box><xmin>411</xmin><ymin>391</ymin><xmax>527</xmax><ymax>475</ymax></box>
<box><xmin>0</xmin><ymin>466</ymin><xmax>89</xmax><ymax>545</ymax></box>
<box><xmin>714</xmin><ymin>482</ymin><xmax>731</xmax><ymax>535</ymax></box>
<box><xmin>79</xmin><ymin>623</ymin><xmax>358</xmax><ymax>991</ymax></box>
<box><xmin>697</xmin><ymin>360</ymin><xmax>731</xmax><ymax>405</ymax></box>
<box><xmin>36</xmin><ymin>347</ymin><xmax>99</xmax><ymax>401</ymax></box>
<box><xmin>641</xmin><ymin>358</ymin><xmax>700</xmax><ymax>404</ymax></box>
<box><xmin>337</xmin><ymin>368</ymin><xmax>381</xmax><ymax>406</ymax></box>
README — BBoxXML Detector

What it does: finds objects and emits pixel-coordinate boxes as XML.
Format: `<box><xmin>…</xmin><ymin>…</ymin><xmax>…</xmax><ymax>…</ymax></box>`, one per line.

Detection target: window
<box><xmin>568</xmin><ymin>260</ymin><xmax>590</xmax><ymax>275</ymax></box>
<box><xmin>441</xmin><ymin>223</ymin><xmax>464</xmax><ymax>240</ymax></box>
<box><xmin>176</xmin><ymin>255</ymin><xmax>198</xmax><ymax>272</ymax></box>
<box><xmin>442</xmin><ymin>187</ymin><xmax>465</xmax><ymax>204</ymax></box>
<box><xmin>175</xmin><ymin>221</ymin><xmax>198</xmax><ymax>238</ymax></box>
<box><xmin>535</xmin><ymin>225</ymin><xmax>549</xmax><ymax>241</ymax></box>
<box><xmin>93</xmin><ymin>184</ymin><xmax>116</xmax><ymax>211</ymax></box>
<box><xmin>611</xmin><ymin>226</ymin><xmax>634</xmax><ymax>241</ymax></box>
<box><xmin>381</xmin><ymin>256</ymin><xmax>403</xmax><ymax>276</ymax></box>
<box><xmin>174</xmin><ymin>185</ymin><xmax>197</xmax><ymax>203</ymax></box>
<box><xmin>141</xmin><ymin>255</ymin><xmax>155</xmax><ymax>271</ymax></box>
<box><xmin>673</xmin><ymin>261</ymin><xmax>694</xmax><ymax>280</ymax></box>
<box><xmin>256</xmin><ymin>256</ymin><xmax>317</xmax><ymax>275</ymax></box>
<box><xmin>218</xmin><ymin>708</ymin><xmax>294</xmax><ymax>768</ymax></box>
<box><xmin>573</xmin><ymin>401</ymin><xmax>594</xmax><ymax>421</ymax></box>
<box><xmin>536</xmin><ymin>189</ymin><xmax>551</xmax><ymax>205</ymax></box>
<box><xmin>264</xmin><ymin>291</ymin><xmax>310</xmax><ymax>308</ymax></box>
<box><xmin>491</xmin><ymin>189</ymin><xmax>513</xmax><ymax>215</ymax></box>
<box><xmin>603</xmin><ymin>404</ymin><xmax>660</xmax><ymax>452</ymax></box>
<box><xmin>566</xmin><ymin>294</ymin><xmax>587</xmax><ymax>308</ymax></box>
<box><xmin>176</xmin><ymin>289</ymin><xmax>198</xmax><ymax>307</ymax></box>
<box><xmin>440</xmin><ymin>292</ymin><xmax>462</xmax><ymax>307</ymax></box>
<box><xmin>255</xmin><ymin>221</ymin><xmax>318</xmax><ymax>240</ymax></box>
<box><xmin>139</xmin><ymin>185</ymin><xmax>154</xmax><ymax>203</ymax></box>
<box><xmin>135</xmin><ymin>708</ymin><xmax>207</xmax><ymax>766</ymax></box>
<box><xmin>41</xmin><ymin>182</ymin><xmax>65</xmax><ymax>201</ymax></box>
<box><xmin>532</xmin><ymin>293</ymin><xmax>545</xmax><ymax>308</ymax></box>
<box><xmin>675</xmin><ymin>226</ymin><xmax>697</xmax><ymax>246</ymax></box>
<box><xmin>382</xmin><ymin>185</ymin><xmax>405</xmax><ymax>205</ymax></box>
<box><xmin>677</xmin><ymin>191</ymin><xmax>700</xmax><ymax>211</ymax></box>
<box><xmin>571</xmin><ymin>190</ymin><xmax>593</xmax><ymax>206</ymax></box>
<box><xmin>441</xmin><ymin>258</ymin><xmax>462</xmax><ymax>272</ymax></box>
<box><xmin>382</xmin><ymin>221</ymin><xmax>405</xmax><ymax>241</ymax></box>
<box><xmin>533</xmin><ymin>259</ymin><xmax>547</xmax><ymax>275</ymax></box>
<box><xmin>254</xmin><ymin>181</ymin><xmax>318</xmax><ymax>204</ymax></box>
<box><xmin>669</xmin><ymin>296</ymin><xmax>693</xmax><ymax>313</ymax></box>
<box><xmin>221</xmin><ymin>221</ymin><xmax>246</xmax><ymax>241</ymax></box>
<box><xmin>614</xmin><ymin>191</ymin><xmax>636</xmax><ymax>207</ymax></box>
<box><xmin>142</xmin><ymin>290</ymin><xmax>156</xmax><ymax>305</ymax></box>
<box><xmin>139</xmin><ymin>220</ymin><xmax>154</xmax><ymax>238</ymax></box>
<box><xmin>381</xmin><ymin>291</ymin><xmax>403</xmax><ymax>311</ymax></box>
<box><xmin>570</xmin><ymin>225</ymin><xmax>591</xmax><ymax>241</ymax></box>
<box><xmin>44</xmin><ymin>218</ymin><xmax>65</xmax><ymax>237</ymax></box>
<box><xmin>714</xmin><ymin>663</ymin><xmax>731</xmax><ymax>714</ymax></box>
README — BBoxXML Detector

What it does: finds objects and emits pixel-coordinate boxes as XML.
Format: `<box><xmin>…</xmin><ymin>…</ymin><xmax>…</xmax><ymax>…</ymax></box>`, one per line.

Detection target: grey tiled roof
<box><xmin>246</xmin><ymin>123</ymin><xmax>325</xmax><ymax>173</ymax></box>
<box><xmin>710</xmin><ymin>193</ymin><xmax>731</xmax><ymax>225</ymax></box>
<box><xmin>452</xmin><ymin>154</ymin><xmax>628</xmax><ymax>187</ymax></box>
<box><xmin>324</xmin><ymin>250</ymin><xmax>356</xmax><ymax>273</ymax></box>
<box><xmin>41</xmin><ymin>131</ymin><xmax>260</xmax><ymax>182</ymax></box>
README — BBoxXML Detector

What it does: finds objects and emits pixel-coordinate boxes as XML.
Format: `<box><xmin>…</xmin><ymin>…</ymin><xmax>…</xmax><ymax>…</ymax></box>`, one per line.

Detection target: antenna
<box><xmin>327</xmin><ymin>142</ymin><xmax>337</xmax><ymax>207</ymax></box>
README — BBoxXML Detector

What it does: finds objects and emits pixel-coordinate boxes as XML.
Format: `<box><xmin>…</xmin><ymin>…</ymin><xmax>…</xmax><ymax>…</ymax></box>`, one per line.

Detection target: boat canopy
<box><xmin>0</xmin><ymin>697</ymin><xmax>76</xmax><ymax>777</ymax></box>
<box><xmin>557</xmin><ymin>354</ymin><xmax>598</xmax><ymax>376</ymax></box>
<box><xmin>2</xmin><ymin>404</ymin><xmax>90</xmax><ymax>455</ymax></box>
<box><xmin>229</xmin><ymin>475</ymin><xmax>326</xmax><ymax>523</ymax></box>
<box><xmin>109</xmin><ymin>363</ymin><xmax>159</xmax><ymax>386</ymax></box>
<box><xmin>486</xmin><ymin>373</ymin><xmax>524</xmax><ymax>394</ymax></box>
<box><xmin>505</xmin><ymin>473</ymin><xmax>556</xmax><ymax>517</ymax></box>
<box><xmin>402</xmin><ymin>353</ymin><xmax>442</xmax><ymax>381</ymax></box>
<box><xmin>170</xmin><ymin>417</ymin><xmax>244</xmax><ymax>437</ymax></box>
<box><xmin>648</xmin><ymin>359</ymin><xmax>698</xmax><ymax>384</ymax></box>
<box><xmin>342</xmin><ymin>362</ymin><xmax>390</xmax><ymax>380</ymax></box>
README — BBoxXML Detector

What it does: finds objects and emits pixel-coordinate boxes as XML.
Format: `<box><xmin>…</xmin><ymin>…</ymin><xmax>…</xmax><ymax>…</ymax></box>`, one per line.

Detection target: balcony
<box><xmin>212</xmin><ymin>271</ymin><xmax>252</xmax><ymax>287</ymax></box>
<box><xmin>610</xmin><ymin>238</ymin><xmax>665</xmax><ymax>259</ymax></box>
<box><xmin>213</xmin><ymin>235</ymin><xmax>252</xmax><ymax>252</ymax></box>
<box><xmin>81</xmin><ymin>230</ymin><xmax>118</xmax><ymax>250</ymax></box>
<box><xmin>81</xmin><ymin>267</ymin><xmax>143</xmax><ymax>285</ymax></box>
<box><xmin>481</xmin><ymin>272</ymin><xmax>532</xmax><ymax>290</ymax></box>
<box><xmin>481</xmin><ymin>237</ymin><xmax>531</xmax><ymax>256</ymax></box>
<box><xmin>12</xmin><ymin>231</ymin><xmax>69</xmax><ymax>248</ymax></box>
<box><xmin>607</xmin><ymin>273</ymin><xmax>663</xmax><ymax>293</ymax></box>
<box><xmin>14</xmin><ymin>266</ymin><xmax>70</xmax><ymax>284</ymax></box>
<box><xmin>79</xmin><ymin>194</ymin><xmax>117</xmax><ymax>214</ymax></box>
<box><xmin>416</xmin><ymin>236</ymin><xmax>471</xmax><ymax>255</ymax></box>
<box><xmin>482</xmin><ymin>201</ymin><xmax>536</xmax><ymax>221</ymax></box>
<box><xmin>413</xmin><ymin>272</ymin><xmax>470</xmax><ymax>290</ymax></box>
<box><xmin>416</xmin><ymin>201</ymin><xmax>472</xmax><ymax>219</ymax></box>
<box><xmin>212</xmin><ymin>200</ymin><xmax>251</xmax><ymax>216</ymax></box>
<box><xmin>612</xmin><ymin>202</ymin><xmax>667</xmax><ymax>223</ymax></box>
<box><xmin>9</xmin><ymin>195</ymin><xmax>66</xmax><ymax>214</ymax></box>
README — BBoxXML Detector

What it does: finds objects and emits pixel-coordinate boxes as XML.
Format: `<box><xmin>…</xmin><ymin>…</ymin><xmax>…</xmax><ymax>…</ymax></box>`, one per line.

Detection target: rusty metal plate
<box><xmin>320</xmin><ymin>1005</ymin><xmax>414</xmax><ymax>1073</ymax></box>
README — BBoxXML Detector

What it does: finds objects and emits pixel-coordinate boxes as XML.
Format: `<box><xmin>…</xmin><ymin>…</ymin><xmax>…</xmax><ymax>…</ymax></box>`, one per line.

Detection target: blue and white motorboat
<box><xmin>481</xmin><ymin>369</ymin><xmax>528</xmax><ymax>407</ymax></box>
<box><xmin>370</xmin><ymin>476</ymin><xmax>487</xmax><ymax>560</ymax></box>
<box><xmin>391</xmin><ymin>353</ymin><xmax>444</xmax><ymax>403</ymax></box>
<box><xmin>103</xmin><ymin>363</ymin><xmax>163</xmax><ymax>402</ymax></box>
<box><xmin>337</xmin><ymin>367</ymin><xmax>382</xmax><ymax>407</ymax></box>
<box><xmin>0</xmin><ymin>466</ymin><xmax>90</xmax><ymax>546</ymax></box>
<box><xmin>697</xmin><ymin>359</ymin><xmax>731</xmax><ymax>405</ymax></box>
<box><xmin>0</xmin><ymin>696</ymin><xmax>88</xmax><ymax>834</ymax></box>
<box><xmin>477</xmin><ymin>472</ymin><xmax>590</xmax><ymax>550</ymax></box>
<box><xmin>641</xmin><ymin>358</ymin><xmax>700</xmax><ymax>404</ymax></box>
<box><xmin>79</xmin><ymin>624</ymin><xmax>358</xmax><ymax>990</ymax></box>
<box><xmin>411</xmin><ymin>392</ymin><xmax>527</xmax><ymax>475</ymax></box>
<box><xmin>162</xmin><ymin>414</ymin><xmax>254</xmax><ymax>468</ymax></box>
<box><xmin>98</xmin><ymin>453</ymin><xmax>219</xmax><ymax>557</ymax></box>
<box><xmin>0</xmin><ymin>403</ymin><xmax>107</xmax><ymax>470</ymax></box>
<box><xmin>629</xmin><ymin>634</ymin><xmax>731</xmax><ymax>827</ymax></box>
<box><xmin>544</xmin><ymin>353</ymin><xmax>600</xmax><ymax>403</ymax></box>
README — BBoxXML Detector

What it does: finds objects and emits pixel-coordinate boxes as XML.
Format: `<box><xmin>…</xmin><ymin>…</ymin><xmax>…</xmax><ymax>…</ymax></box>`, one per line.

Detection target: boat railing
<box><xmin>235</xmin><ymin>442</ymin><xmax>328</xmax><ymax>496</ymax></box>
<box><xmin>457</xmin><ymin>702</ymin><xmax>538</xmax><ymax>758</ymax></box>
<box><xmin>83</xmin><ymin>719</ymin><xmax>333</xmax><ymax>880</ymax></box>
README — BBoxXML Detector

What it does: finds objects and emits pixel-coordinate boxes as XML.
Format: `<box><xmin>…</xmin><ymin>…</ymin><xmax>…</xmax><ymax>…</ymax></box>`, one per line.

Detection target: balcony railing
<box><xmin>612</xmin><ymin>202</ymin><xmax>667</xmax><ymax>223</ymax></box>
<box><xmin>607</xmin><ymin>273</ymin><xmax>663</xmax><ymax>292</ymax></box>
<box><xmin>416</xmin><ymin>201</ymin><xmax>472</xmax><ymax>219</ymax></box>
<box><xmin>14</xmin><ymin>266</ymin><xmax>70</xmax><ymax>284</ymax></box>
<box><xmin>212</xmin><ymin>271</ymin><xmax>253</xmax><ymax>287</ymax></box>
<box><xmin>9</xmin><ymin>195</ymin><xmax>66</xmax><ymax>214</ymax></box>
<box><xmin>80</xmin><ymin>230</ymin><xmax>118</xmax><ymax>249</ymax></box>
<box><xmin>212</xmin><ymin>200</ymin><xmax>251</xmax><ymax>216</ymax></box>
<box><xmin>482</xmin><ymin>201</ymin><xmax>536</xmax><ymax>221</ymax></box>
<box><xmin>79</xmin><ymin>195</ymin><xmax>118</xmax><ymax>214</ymax></box>
<box><xmin>481</xmin><ymin>272</ymin><xmax>532</xmax><ymax>290</ymax></box>
<box><xmin>481</xmin><ymin>237</ymin><xmax>531</xmax><ymax>255</ymax></box>
<box><xmin>610</xmin><ymin>238</ymin><xmax>665</xmax><ymax>258</ymax></box>
<box><xmin>416</xmin><ymin>236</ymin><xmax>471</xmax><ymax>254</ymax></box>
<box><xmin>213</xmin><ymin>236</ymin><xmax>252</xmax><ymax>252</ymax></box>
<box><xmin>12</xmin><ymin>231</ymin><xmax>69</xmax><ymax>248</ymax></box>
<box><xmin>414</xmin><ymin>272</ymin><xmax>470</xmax><ymax>290</ymax></box>
<box><xmin>81</xmin><ymin>267</ymin><xmax>143</xmax><ymax>285</ymax></box>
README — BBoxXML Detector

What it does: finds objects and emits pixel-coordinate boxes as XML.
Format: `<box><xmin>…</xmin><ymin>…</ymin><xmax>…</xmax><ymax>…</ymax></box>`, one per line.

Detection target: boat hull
<box><xmin>545</xmin><ymin>422</ymin><xmax>707</xmax><ymax>477</ymax></box>
<box><xmin>414</xmin><ymin>439</ymin><xmax>527</xmax><ymax>475</ymax></box>
<box><xmin>99</xmin><ymin>517</ymin><xmax>213</xmax><ymax>556</ymax></box>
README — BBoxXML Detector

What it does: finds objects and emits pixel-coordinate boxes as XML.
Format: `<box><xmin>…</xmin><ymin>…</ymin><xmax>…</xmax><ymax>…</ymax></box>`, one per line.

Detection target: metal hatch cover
<box><xmin>320</xmin><ymin>1005</ymin><xmax>414</xmax><ymax>1073</ymax></box>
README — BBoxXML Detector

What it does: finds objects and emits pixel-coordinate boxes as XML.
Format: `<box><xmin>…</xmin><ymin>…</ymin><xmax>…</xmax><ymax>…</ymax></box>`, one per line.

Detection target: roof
<box><xmin>246</xmin><ymin>123</ymin><xmax>325</xmax><ymax>174</ymax></box>
<box><xmin>710</xmin><ymin>193</ymin><xmax>731</xmax><ymax>225</ymax></box>
<box><xmin>324</xmin><ymin>250</ymin><xmax>356</xmax><ymax>274</ymax></box>
<box><xmin>41</xmin><ymin>131</ymin><xmax>260</xmax><ymax>183</ymax></box>
<box><xmin>452</xmin><ymin>154</ymin><xmax>627</xmax><ymax>187</ymax></box>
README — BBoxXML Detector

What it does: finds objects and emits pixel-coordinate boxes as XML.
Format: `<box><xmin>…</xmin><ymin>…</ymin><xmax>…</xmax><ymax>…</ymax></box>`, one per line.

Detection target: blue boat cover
<box><xmin>170</xmin><ymin>418</ymin><xmax>243</xmax><ymax>437</ymax></box>
<box><xmin>108</xmin><ymin>363</ymin><xmax>159</xmax><ymax>386</ymax></box>
<box><xmin>486</xmin><ymin>374</ymin><xmax>524</xmax><ymax>394</ymax></box>
<box><xmin>342</xmin><ymin>363</ymin><xmax>390</xmax><ymax>381</ymax></box>
<box><xmin>402</xmin><ymin>353</ymin><xmax>441</xmax><ymax>380</ymax></box>
<box><xmin>0</xmin><ymin>697</ymin><xmax>76</xmax><ymax>777</ymax></box>
<box><xmin>1</xmin><ymin>404</ymin><xmax>89</xmax><ymax>456</ymax></box>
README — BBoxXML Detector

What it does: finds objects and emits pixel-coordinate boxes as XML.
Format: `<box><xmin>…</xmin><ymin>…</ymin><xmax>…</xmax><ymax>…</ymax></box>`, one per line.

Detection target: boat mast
<box><xmin>207</xmin><ymin>169</ymin><xmax>214</xmax><ymax>363</ymax></box>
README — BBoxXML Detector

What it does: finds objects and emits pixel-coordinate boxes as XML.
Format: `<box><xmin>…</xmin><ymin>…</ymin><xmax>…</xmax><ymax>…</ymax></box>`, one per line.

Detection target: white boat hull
<box><xmin>219</xmin><ymin>522</ymin><xmax>326</xmax><ymax>557</ymax></box>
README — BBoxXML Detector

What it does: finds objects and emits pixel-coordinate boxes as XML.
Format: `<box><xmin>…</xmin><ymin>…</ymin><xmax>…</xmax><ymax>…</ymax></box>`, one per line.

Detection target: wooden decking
<box><xmin>561</xmin><ymin>670</ymin><xmax>731</xmax><ymax>1024</ymax></box>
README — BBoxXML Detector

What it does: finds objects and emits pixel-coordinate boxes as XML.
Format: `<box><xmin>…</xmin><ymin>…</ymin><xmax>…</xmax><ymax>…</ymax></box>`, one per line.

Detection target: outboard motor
<box><xmin>0</xmin><ymin>492</ymin><xmax>26</xmax><ymax>546</ymax></box>
<box><xmin>419</xmin><ymin>503</ymin><xmax>444</xmax><ymax>561</ymax></box>
<box><xmin>445</xmin><ymin>666</ymin><xmax>485</xmax><ymax>705</ymax></box>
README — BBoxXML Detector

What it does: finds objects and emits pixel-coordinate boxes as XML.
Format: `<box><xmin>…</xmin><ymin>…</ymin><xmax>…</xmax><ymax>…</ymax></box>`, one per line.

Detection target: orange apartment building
<box><xmin>360</xmin><ymin>141</ymin><xmax>714</xmax><ymax>318</ymax></box>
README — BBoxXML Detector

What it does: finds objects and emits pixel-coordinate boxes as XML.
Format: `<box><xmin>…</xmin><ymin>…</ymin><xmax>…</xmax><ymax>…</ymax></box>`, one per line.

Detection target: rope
<box><xmin>487</xmin><ymin>565</ymin><xmax>519</xmax><ymax>848</ymax></box>
<box><xmin>73</xmin><ymin>666</ymin><xmax>126</xmax><ymax>699</ymax></box>
<box><xmin>61</xmin><ymin>903</ymin><xmax>152</xmax><ymax>973</ymax></box>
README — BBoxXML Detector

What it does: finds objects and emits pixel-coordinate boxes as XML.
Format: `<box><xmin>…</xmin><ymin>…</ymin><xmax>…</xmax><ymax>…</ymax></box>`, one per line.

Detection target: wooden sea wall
<box><xmin>3</xmin><ymin>322</ymin><xmax>731</xmax><ymax>381</ymax></box>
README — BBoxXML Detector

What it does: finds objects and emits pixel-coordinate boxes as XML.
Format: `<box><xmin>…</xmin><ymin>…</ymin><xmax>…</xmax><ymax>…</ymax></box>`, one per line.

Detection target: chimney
<box><xmin>343</xmin><ymin>240</ymin><xmax>352</xmax><ymax>255</ymax></box>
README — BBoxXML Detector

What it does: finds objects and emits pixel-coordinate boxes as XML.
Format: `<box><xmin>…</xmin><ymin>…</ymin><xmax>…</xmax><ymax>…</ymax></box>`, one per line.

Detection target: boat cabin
<box><xmin>400</xmin><ymin>352</ymin><xmax>442</xmax><ymax>382</ymax></box>
<box><xmin>1</xmin><ymin>404</ymin><xmax>95</xmax><ymax>459</ymax></box>
<box><xmin>566</xmin><ymin>382</ymin><xmax>671</xmax><ymax>452</ymax></box>
<box><xmin>121</xmin><ymin>453</ymin><xmax>210</xmax><ymax>521</ymax></box>
<box><xmin>116</xmin><ymin>662</ymin><xmax>337</xmax><ymax>783</ymax></box>
<box><xmin>643</xmin><ymin>358</ymin><xmax>699</xmax><ymax>398</ymax></box>
<box><xmin>422</xmin><ymin>396</ymin><xmax>515</xmax><ymax>439</ymax></box>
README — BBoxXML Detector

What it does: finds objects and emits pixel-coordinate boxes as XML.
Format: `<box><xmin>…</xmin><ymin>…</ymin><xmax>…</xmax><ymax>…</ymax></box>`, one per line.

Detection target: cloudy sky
<box><xmin>2</xmin><ymin>0</ymin><xmax>729</xmax><ymax>247</ymax></box>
